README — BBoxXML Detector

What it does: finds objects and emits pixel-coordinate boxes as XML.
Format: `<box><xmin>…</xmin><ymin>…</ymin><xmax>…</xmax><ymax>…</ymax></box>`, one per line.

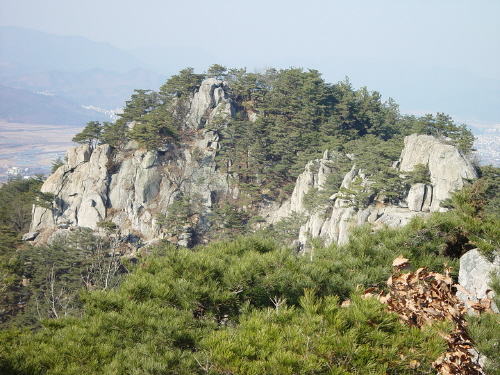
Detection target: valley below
<box><xmin>1</xmin><ymin>120</ymin><xmax>499</xmax><ymax>184</ymax></box>
<box><xmin>0</xmin><ymin>121</ymin><xmax>83</xmax><ymax>182</ymax></box>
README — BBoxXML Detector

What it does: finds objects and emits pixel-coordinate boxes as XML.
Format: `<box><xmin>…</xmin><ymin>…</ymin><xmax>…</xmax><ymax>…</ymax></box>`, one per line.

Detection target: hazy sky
<box><xmin>1</xmin><ymin>0</ymin><xmax>498</xmax><ymax>77</ymax></box>
<box><xmin>1</xmin><ymin>0</ymin><xmax>499</xmax><ymax>126</ymax></box>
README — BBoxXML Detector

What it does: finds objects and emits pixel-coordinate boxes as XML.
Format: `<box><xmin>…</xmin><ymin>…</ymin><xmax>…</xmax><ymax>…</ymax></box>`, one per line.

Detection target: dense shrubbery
<box><xmin>1</xmin><ymin>66</ymin><xmax>498</xmax><ymax>373</ymax></box>
<box><xmin>0</xmin><ymin>234</ymin><xmax>453</xmax><ymax>374</ymax></box>
<box><xmin>0</xmin><ymin>178</ymin><xmax>499</xmax><ymax>373</ymax></box>
<box><xmin>1</xmin><ymin>226</ymin><xmax>125</xmax><ymax>330</ymax></box>
<box><xmin>0</xmin><ymin>176</ymin><xmax>46</xmax><ymax>323</ymax></box>
<box><xmin>2</xmin><ymin>179</ymin><xmax>500</xmax><ymax>374</ymax></box>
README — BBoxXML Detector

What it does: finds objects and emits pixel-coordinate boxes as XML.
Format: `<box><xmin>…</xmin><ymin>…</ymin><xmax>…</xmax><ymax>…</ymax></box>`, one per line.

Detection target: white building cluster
<box><xmin>474</xmin><ymin>134</ymin><xmax>500</xmax><ymax>167</ymax></box>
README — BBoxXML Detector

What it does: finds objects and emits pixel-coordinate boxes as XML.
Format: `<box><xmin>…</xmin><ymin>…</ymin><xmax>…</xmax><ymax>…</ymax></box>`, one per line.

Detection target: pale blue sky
<box><xmin>1</xmin><ymin>0</ymin><xmax>499</xmax><ymax>126</ymax></box>
<box><xmin>1</xmin><ymin>0</ymin><xmax>498</xmax><ymax>77</ymax></box>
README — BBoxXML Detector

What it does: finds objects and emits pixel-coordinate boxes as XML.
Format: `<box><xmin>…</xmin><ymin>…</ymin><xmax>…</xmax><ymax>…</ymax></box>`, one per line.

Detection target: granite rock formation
<box><xmin>266</xmin><ymin>134</ymin><xmax>479</xmax><ymax>247</ymax></box>
<box><xmin>457</xmin><ymin>249</ymin><xmax>499</xmax><ymax>313</ymax></box>
<box><xmin>28</xmin><ymin>77</ymin><xmax>478</xmax><ymax>251</ymax></box>
<box><xmin>30</xmin><ymin>79</ymin><xmax>235</xmax><ymax>246</ymax></box>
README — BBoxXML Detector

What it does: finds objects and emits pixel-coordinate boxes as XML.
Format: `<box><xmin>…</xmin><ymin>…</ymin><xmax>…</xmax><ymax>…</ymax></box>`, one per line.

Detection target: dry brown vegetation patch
<box><xmin>369</xmin><ymin>256</ymin><xmax>496</xmax><ymax>375</ymax></box>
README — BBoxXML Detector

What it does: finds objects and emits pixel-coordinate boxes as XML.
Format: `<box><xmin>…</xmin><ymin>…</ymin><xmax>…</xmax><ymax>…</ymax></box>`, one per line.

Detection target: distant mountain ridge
<box><xmin>0</xmin><ymin>26</ymin><xmax>148</xmax><ymax>74</ymax></box>
<box><xmin>1</xmin><ymin>68</ymin><xmax>166</xmax><ymax>109</ymax></box>
<box><xmin>0</xmin><ymin>84</ymin><xmax>109</xmax><ymax>126</ymax></box>
<box><xmin>1</xmin><ymin>26</ymin><xmax>498</xmax><ymax>130</ymax></box>
<box><xmin>0</xmin><ymin>26</ymin><xmax>167</xmax><ymax>124</ymax></box>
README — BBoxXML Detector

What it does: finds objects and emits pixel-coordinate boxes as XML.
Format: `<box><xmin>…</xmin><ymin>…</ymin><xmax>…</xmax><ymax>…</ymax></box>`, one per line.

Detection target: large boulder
<box><xmin>457</xmin><ymin>249</ymin><xmax>499</xmax><ymax>313</ymax></box>
<box><xmin>31</xmin><ymin>144</ymin><xmax>112</xmax><ymax>231</ymax></box>
<box><xmin>407</xmin><ymin>183</ymin><xmax>432</xmax><ymax>212</ymax></box>
<box><xmin>66</xmin><ymin>144</ymin><xmax>91</xmax><ymax>170</ymax></box>
<box><xmin>399</xmin><ymin>134</ymin><xmax>478</xmax><ymax>212</ymax></box>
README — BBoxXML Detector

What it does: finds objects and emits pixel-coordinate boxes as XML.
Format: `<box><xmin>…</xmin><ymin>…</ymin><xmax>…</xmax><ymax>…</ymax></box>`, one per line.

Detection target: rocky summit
<box><xmin>3</xmin><ymin>68</ymin><xmax>497</xmax><ymax>375</ymax></box>
<box><xmin>28</xmin><ymin>79</ymin><xmax>478</xmax><ymax>253</ymax></box>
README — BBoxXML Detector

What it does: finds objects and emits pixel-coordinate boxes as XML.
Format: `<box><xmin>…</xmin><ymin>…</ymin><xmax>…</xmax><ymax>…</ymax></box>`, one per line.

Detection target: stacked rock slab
<box><xmin>398</xmin><ymin>134</ymin><xmax>477</xmax><ymax>212</ymax></box>
<box><xmin>30</xmin><ymin>143</ymin><xmax>112</xmax><ymax>231</ymax></box>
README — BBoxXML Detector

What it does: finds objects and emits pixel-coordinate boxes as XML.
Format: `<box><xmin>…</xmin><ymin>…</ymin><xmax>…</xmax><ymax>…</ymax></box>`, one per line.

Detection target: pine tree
<box><xmin>71</xmin><ymin>121</ymin><xmax>102</xmax><ymax>149</ymax></box>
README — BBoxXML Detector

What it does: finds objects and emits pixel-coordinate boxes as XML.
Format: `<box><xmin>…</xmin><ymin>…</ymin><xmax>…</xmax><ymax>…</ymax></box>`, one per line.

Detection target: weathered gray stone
<box><xmin>78</xmin><ymin>193</ymin><xmax>106</xmax><ymax>228</ymax></box>
<box><xmin>288</xmin><ymin>134</ymin><xmax>476</xmax><ymax>247</ymax></box>
<box><xmin>407</xmin><ymin>183</ymin><xmax>432</xmax><ymax>211</ymax></box>
<box><xmin>29</xmin><ymin>79</ymin><xmax>235</xmax><ymax>246</ymax></box>
<box><xmin>399</xmin><ymin>134</ymin><xmax>478</xmax><ymax>212</ymax></box>
<box><xmin>457</xmin><ymin>248</ymin><xmax>499</xmax><ymax>313</ymax></box>
<box><xmin>178</xmin><ymin>232</ymin><xmax>193</xmax><ymax>240</ymax></box>
<box><xmin>66</xmin><ymin>144</ymin><xmax>91</xmax><ymax>170</ymax></box>
<box><xmin>265</xmin><ymin>155</ymin><xmax>337</xmax><ymax>225</ymax></box>
<box><xmin>141</xmin><ymin>150</ymin><xmax>158</xmax><ymax>169</ymax></box>
<box><xmin>177</xmin><ymin>239</ymin><xmax>191</xmax><ymax>247</ymax></box>
<box><xmin>373</xmin><ymin>207</ymin><xmax>427</xmax><ymax>228</ymax></box>
<box><xmin>186</xmin><ymin>78</ymin><xmax>234</xmax><ymax>129</ymax></box>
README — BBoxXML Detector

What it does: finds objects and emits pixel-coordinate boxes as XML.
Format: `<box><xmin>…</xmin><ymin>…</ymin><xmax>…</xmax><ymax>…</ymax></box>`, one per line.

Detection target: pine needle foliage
<box><xmin>0</xmin><ymin>229</ymin><xmax>463</xmax><ymax>374</ymax></box>
<box><xmin>202</xmin><ymin>292</ymin><xmax>447</xmax><ymax>374</ymax></box>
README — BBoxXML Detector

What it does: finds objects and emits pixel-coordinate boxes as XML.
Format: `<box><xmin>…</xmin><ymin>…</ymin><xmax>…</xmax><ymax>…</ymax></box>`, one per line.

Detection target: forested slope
<box><xmin>28</xmin><ymin>65</ymin><xmax>477</xmax><ymax>247</ymax></box>
<box><xmin>0</xmin><ymin>65</ymin><xmax>499</xmax><ymax>374</ymax></box>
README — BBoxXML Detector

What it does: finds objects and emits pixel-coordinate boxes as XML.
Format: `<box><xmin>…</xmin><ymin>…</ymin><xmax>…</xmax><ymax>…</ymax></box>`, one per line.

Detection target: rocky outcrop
<box><xmin>31</xmin><ymin>143</ymin><xmax>112</xmax><ymax>231</ymax></box>
<box><xmin>296</xmin><ymin>165</ymin><xmax>429</xmax><ymax>246</ymax></box>
<box><xmin>29</xmin><ymin>78</ymin><xmax>478</xmax><ymax>252</ymax></box>
<box><xmin>398</xmin><ymin>134</ymin><xmax>477</xmax><ymax>212</ymax></box>
<box><xmin>185</xmin><ymin>78</ymin><xmax>235</xmax><ymax>130</ymax></box>
<box><xmin>457</xmin><ymin>249</ymin><xmax>499</xmax><ymax>313</ymax></box>
<box><xmin>30</xmin><ymin>79</ymin><xmax>235</xmax><ymax>246</ymax></box>
<box><xmin>265</xmin><ymin>151</ymin><xmax>336</xmax><ymax>224</ymax></box>
<box><xmin>273</xmin><ymin>134</ymin><xmax>479</xmax><ymax>247</ymax></box>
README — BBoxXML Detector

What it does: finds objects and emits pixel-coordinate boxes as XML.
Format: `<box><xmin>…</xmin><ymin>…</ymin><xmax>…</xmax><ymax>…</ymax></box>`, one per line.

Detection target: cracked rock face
<box><xmin>406</xmin><ymin>183</ymin><xmax>432</xmax><ymax>212</ymax></box>
<box><xmin>268</xmin><ymin>134</ymin><xmax>479</xmax><ymax>247</ymax></box>
<box><xmin>399</xmin><ymin>134</ymin><xmax>477</xmax><ymax>212</ymax></box>
<box><xmin>185</xmin><ymin>78</ymin><xmax>235</xmax><ymax>130</ymax></box>
<box><xmin>30</xmin><ymin>79</ymin><xmax>235</xmax><ymax>245</ymax></box>
<box><xmin>31</xmin><ymin>144</ymin><xmax>112</xmax><ymax>231</ymax></box>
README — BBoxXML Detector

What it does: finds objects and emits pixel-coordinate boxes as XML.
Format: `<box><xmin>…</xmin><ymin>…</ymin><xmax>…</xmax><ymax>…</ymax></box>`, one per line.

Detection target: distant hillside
<box><xmin>0</xmin><ymin>85</ymin><xmax>109</xmax><ymax>126</ymax></box>
<box><xmin>0</xmin><ymin>26</ymin><xmax>148</xmax><ymax>74</ymax></box>
<box><xmin>0</xmin><ymin>27</ymin><xmax>167</xmax><ymax>117</ymax></box>
<box><xmin>1</xmin><ymin>68</ymin><xmax>166</xmax><ymax>109</ymax></box>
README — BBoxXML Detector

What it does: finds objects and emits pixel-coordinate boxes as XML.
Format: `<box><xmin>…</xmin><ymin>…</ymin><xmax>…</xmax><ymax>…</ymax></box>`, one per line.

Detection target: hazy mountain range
<box><xmin>0</xmin><ymin>26</ymin><xmax>499</xmax><ymax>132</ymax></box>
<box><xmin>0</xmin><ymin>84</ymin><xmax>110</xmax><ymax>125</ymax></box>
<box><xmin>0</xmin><ymin>26</ymin><xmax>166</xmax><ymax>125</ymax></box>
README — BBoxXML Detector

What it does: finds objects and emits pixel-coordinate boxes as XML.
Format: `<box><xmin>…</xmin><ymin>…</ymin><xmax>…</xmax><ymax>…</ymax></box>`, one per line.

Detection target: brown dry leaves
<box><xmin>369</xmin><ymin>256</ymin><xmax>495</xmax><ymax>375</ymax></box>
